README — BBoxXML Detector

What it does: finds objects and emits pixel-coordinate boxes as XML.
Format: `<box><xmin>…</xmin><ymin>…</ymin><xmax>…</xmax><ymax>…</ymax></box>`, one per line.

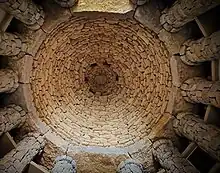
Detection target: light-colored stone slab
<box><xmin>71</xmin><ymin>0</ymin><xmax>134</xmax><ymax>13</ymax></box>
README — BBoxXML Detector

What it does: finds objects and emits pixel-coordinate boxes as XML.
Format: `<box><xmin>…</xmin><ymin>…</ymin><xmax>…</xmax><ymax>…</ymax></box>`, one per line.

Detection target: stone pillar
<box><xmin>117</xmin><ymin>159</ymin><xmax>144</xmax><ymax>173</ymax></box>
<box><xmin>173</xmin><ymin>112</ymin><xmax>220</xmax><ymax>161</ymax></box>
<box><xmin>0</xmin><ymin>31</ymin><xmax>26</xmax><ymax>56</ymax></box>
<box><xmin>181</xmin><ymin>77</ymin><xmax>220</xmax><ymax>108</ymax></box>
<box><xmin>180</xmin><ymin>31</ymin><xmax>220</xmax><ymax>65</ymax></box>
<box><xmin>0</xmin><ymin>69</ymin><xmax>19</xmax><ymax>93</ymax></box>
<box><xmin>0</xmin><ymin>0</ymin><xmax>45</xmax><ymax>30</ymax></box>
<box><xmin>0</xmin><ymin>104</ymin><xmax>26</xmax><ymax>136</ymax></box>
<box><xmin>152</xmin><ymin>139</ymin><xmax>198</xmax><ymax>173</ymax></box>
<box><xmin>0</xmin><ymin>133</ymin><xmax>45</xmax><ymax>173</ymax></box>
<box><xmin>52</xmin><ymin>155</ymin><xmax>77</xmax><ymax>173</ymax></box>
<box><xmin>160</xmin><ymin>0</ymin><xmax>219</xmax><ymax>32</ymax></box>
<box><xmin>54</xmin><ymin>0</ymin><xmax>77</xmax><ymax>8</ymax></box>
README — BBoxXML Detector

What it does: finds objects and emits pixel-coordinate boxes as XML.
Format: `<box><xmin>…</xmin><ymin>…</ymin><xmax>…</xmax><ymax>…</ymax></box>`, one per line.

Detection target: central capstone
<box><xmin>85</xmin><ymin>62</ymin><xmax>119</xmax><ymax>96</ymax></box>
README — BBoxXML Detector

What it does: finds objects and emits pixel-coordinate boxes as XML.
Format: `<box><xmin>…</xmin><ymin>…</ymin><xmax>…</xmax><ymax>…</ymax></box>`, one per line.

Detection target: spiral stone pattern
<box><xmin>31</xmin><ymin>15</ymin><xmax>171</xmax><ymax>147</ymax></box>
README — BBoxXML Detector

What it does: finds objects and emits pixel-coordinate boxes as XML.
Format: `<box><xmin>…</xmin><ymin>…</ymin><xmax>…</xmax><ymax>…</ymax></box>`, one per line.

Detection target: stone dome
<box><xmin>31</xmin><ymin>14</ymin><xmax>171</xmax><ymax>147</ymax></box>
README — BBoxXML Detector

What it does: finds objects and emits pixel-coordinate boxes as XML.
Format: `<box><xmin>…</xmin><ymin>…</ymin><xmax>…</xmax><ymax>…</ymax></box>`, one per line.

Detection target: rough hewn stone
<box><xmin>9</xmin><ymin>55</ymin><xmax>33</xmax><ymax>84</ymax></box>
<box><xmin>31</xmin><ymin>14</ymin><xmax>172</xmax><ymax>147</ymax></box>
<box><xmin>153</xmin><ymin>139</ymin><xmax>199</xmax><ymax>173</ymax></box>
<box><xmin>160</xmin><ymin>0</ymin><xmax>219</xmax><ymax>32</ymax></box>
<box><xmin>170</xmin><ymin>55</ymin><xmax>205</xmax><ymax>87</ymax></box>
<box><xmin>52</xmin><ymin>155</ymin><xmax>77</xmax><ymax>173</ymax></box>
<box><xmin>54</xmin><ymin>0</ymin><xmax>77</xmax><ymax>7</ymax></box>
<box><xmin>181</xmin><ymin>77</ymin><xmax>220</xmax><ymax>108</ymax></box>
<box><xmin>0</xmin><ymin>133</ymin><xmax>45</xmax><ymax>173</ymax></box>
<box><xmin>0</xmin><ymin>0</ymin><xmax>45</xmax><ymax>30</ymax></box>
<box><xmin>0</xmin><ymin>31</ymin><xmax>26</xmax><ymax>56</ymax></box>
<box><xmin>130</xmin><ymin>0</ymin><xmax>148</xmax><ymax>6</ymax></box>
<box><xmin>180</xmin><ymin>31</ymin><xmax>220</xmax><ymax>65</ymax></box>
<box><xmin>0</xmin><ymin>104</ymin><xmax>26</xmax><ymax>136</ymax></box>
<box><xmin>38</xmin><ymin>141</ymin><xmax>129</xmax><ymax>173</ymax></box>
<box><xmin>117</xmin><ymin>159</ymin><xmax>144</xmax><ymax>173</ymax></box>
<box><xmin>0</xmin><ymin>69</ymin><xmax>19</xmax><ymax>93</ymax></box>
<box><xmin>128</xmin><ymin>139</ymin><xmax>157</xmax><ymax>173</ymax></box>
<box><xmin>173</xmin><ymin>112</ymin><xmax>220</xmax><ymax>161</ymax></box>
<box><xmin>134</xmin><ymin>0</ymin><xmax>163</xmax><ymax>34</ymax></box>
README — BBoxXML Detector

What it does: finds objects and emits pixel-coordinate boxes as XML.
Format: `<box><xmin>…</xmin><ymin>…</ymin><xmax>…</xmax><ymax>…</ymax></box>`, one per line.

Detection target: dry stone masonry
<box><xmin>117</xmin><ymin>159</ymin><xmax>144</xmax><ymax>173</ymax></box>
<box><xmin>173</xmin><ymin>112</ymin><xmax>220</xmax><ymax>161</ymax></box>
<box><xmin>0</xmin><ymin>104</ymin><xmax>26</xmax><ymax>136</ymax></box>
<box><xmin>181</xmin><ymin>77</ymin><xmax>220</xmax><ymax>108</ymax></box>
<box><xmin>31</xmin><ymin>15</ymin><xmax>172</xmax><ymax>147</ymax></box>
<box><xmin>160</xmin><ymin>0</ymin><xmax>219</xmax><ymax>32</ymax></box>
<box><xmin>0</xmin><ymin>0</ymin><xmax>220</xmax><ymax>171</ymax></box>
<box><xmin>180</xmin><ymin>31</ymin><xmax>220</xmax><ymax>65</ymax></box>
<box><xmin>0</xmin><ymin>133</ymin><xmax>45</xmax><ymax>173</ymax></box>
<box><xmin>0</xmin><ymin>0</ymin><xmax>45</xmax><ymax>30</ymax></box>
<box><xmin>0</xmin><ymin>31</ymin><xmax>27</xmax><ymax>56</ymax></box>
<box><xmin>54</xmin><ymin>0</ymin><xmax>78</xmax><ymax>8</ymax></box>
<box><xmin>0</xmin><ymin>69</ymin><xmax>19</xmax><ymax>93</ymax></box>
<box><xmin>52</xmin><ymin>155</ymin><xmax>77</xmax><ymax>173</ymax></box>
<box><xmin>152</xmin><ymin>139</ymin><xmax>199</xmax><ymax>173</ymax></box>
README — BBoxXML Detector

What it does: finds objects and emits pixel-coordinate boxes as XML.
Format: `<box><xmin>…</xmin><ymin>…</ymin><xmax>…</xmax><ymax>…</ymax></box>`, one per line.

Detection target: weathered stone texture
<box><xmin>170</xmin><ymin>55</ymin><xmax>205</xmax><ymax>88</ymax></box>
<box><xmin>52</xmin><ymin>155</ymin><xmax>76</xmax><ymax>173</ymax></box>
<box><xmin>134</xmin><ymin>0</ymin><xmax>191</xmax><ymax>55</ymax></box>
<box><xmin>0</xmin><ymin>31</ymin><xmax>26</xmax><ymax>56</ymax></box>
<box><xmin>9</xmin><ymin>55</ymin><xmax>33</xmax><ymax>84</ymax></box>
<box><xmin>0</xmin><ymin>0</ymin><xmax>45</xmax><ymax>30</ymax></box>
<box><xmin>31</xmin><ymin>15</ymin><xmax>172</xmax><ymax>147</ymax></box>
<box><xmin>153</xmin><ymin>139</ymin><xmax>199</xmax><ymax>173</ymax></box>
<box><xmin>0</xmin><ymin>133</ymin><xmax>45</xmax><ymax>173</ymax></box>
<box><xmin>0</xmin><ymin>104</ymin><xmax>26</xmax><ymax>136</ymax></box>
<box><xmin>38</xmin><ymin>141</ymin><xmax>129</xmax><ymax>173</ymax></box>
<box><xmin>160</xmin><ymin>0</ymin><xmax>219</xmax><ymax>32</ymax></box>
<box><xmin>173</xmin><ymin>112</ymin><xmax>220</xmax><ymax>161</ymax></box>
<box><xmin>54</xmin><ymin>0</ymin><xmax>77</xmax><ymax>8</ymax></box>
<box><xmin>128</xmin><ymin>140</ymin><xmax>157</xmax><ymax>173</ymax></box>
<box><xmin>180</xmin><ymin>31</ymin><xmax>220</xmax><ymax>65</ymax></box>
<box><xmin>0</xmin><ymin>69</ymin><xmax>19</xmax><ymax>93</ymax></box>
<box><xmin>181</xmin><ymin>77</ymin><xmax>220</xmax><ymax>108</ymax></box>
<box><xmin>134</xmin><ymin>0</ymin><xmax>163</xmax><ymax>34</ymax></box>
<box><xmin>117</xmin><ymin>159</ymin><xmax>144</xmax><ymax>173</ymax></box>
<box><xmin>130</xmin><ymin>0</ymin><xmax>148</xmax><ymax>6</ymax></box>
<box><xmin>158</xmin><ymin>28</ymin><xmax>190</xmax><ymax>54</ymax></box>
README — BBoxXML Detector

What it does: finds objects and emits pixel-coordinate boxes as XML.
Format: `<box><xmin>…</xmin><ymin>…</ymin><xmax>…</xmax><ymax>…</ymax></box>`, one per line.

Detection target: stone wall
<box><xmin>0</xmin><ymin>104</ymin><xmax>26</xmax><ymax>136</ymax></box>
<box><xmin>0</xmin><ymin>133</ymin><xmax>45</xmax><ymax>173</ymax></box>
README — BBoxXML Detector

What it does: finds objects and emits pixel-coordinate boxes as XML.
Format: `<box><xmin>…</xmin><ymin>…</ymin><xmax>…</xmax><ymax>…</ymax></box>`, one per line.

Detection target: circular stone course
<box><xmin>31</xmin><ymin>14</ymin><xmax>171</xmax><ymax>147</ymax></box>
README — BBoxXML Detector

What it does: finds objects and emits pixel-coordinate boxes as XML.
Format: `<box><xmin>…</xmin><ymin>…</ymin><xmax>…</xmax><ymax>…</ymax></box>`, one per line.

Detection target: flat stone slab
<box><xmin>71</xmin><ymin>0</ymin><xmax>134</xmax><ymax>13</ymax></box>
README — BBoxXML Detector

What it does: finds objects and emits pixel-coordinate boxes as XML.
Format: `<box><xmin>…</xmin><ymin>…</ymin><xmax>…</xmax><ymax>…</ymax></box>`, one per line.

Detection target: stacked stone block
<box><xmin>31</xmin><ymin>16</ymin><xmax>172</xmax><ymax>147</ymax></box>
<box><xmin>160</xmin><ymin>0</ymin><xmax>219</xmax><ymax>32</ymax></box>
<box><xmin>0</xmin><ymin>133</ymin><xmax>45</xmax><ymax>173</ymax></box>
<box><xmin>0</xmin><ymin>104</ymin><xmax>26</xmax><ymax>136</ymax></box>
<box><xmin>180</xmin><ymin>31</ymin><xmax>220</xmax><ymax>65</ymax></box>
<box><xmin>153</xmin><ymin>139</ymin><xmax>199</xmax><ymax>173</ymax></box>
<box><xmin>0</xmin><ymin>69</ymin><xmax>19</xmax><ymax>93</ymax></box>
<box><xmin>0</xmin><ymin>0</ymin><xmax>45</xmax><ymax>30</ymax></box>
<box><xmin>181</xmin><ymin>77</ymin><xmax>220</xmax><ymax>108</ymax></box>
<box><xmin>0</xmin><ymin>32</ymin><xmax>27</xmax><ymax>56</ymax></box>
<box><xmin>173</xmin><ymin>112</ymin><xmax>220</xmax><ymax>161</ymax></box>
